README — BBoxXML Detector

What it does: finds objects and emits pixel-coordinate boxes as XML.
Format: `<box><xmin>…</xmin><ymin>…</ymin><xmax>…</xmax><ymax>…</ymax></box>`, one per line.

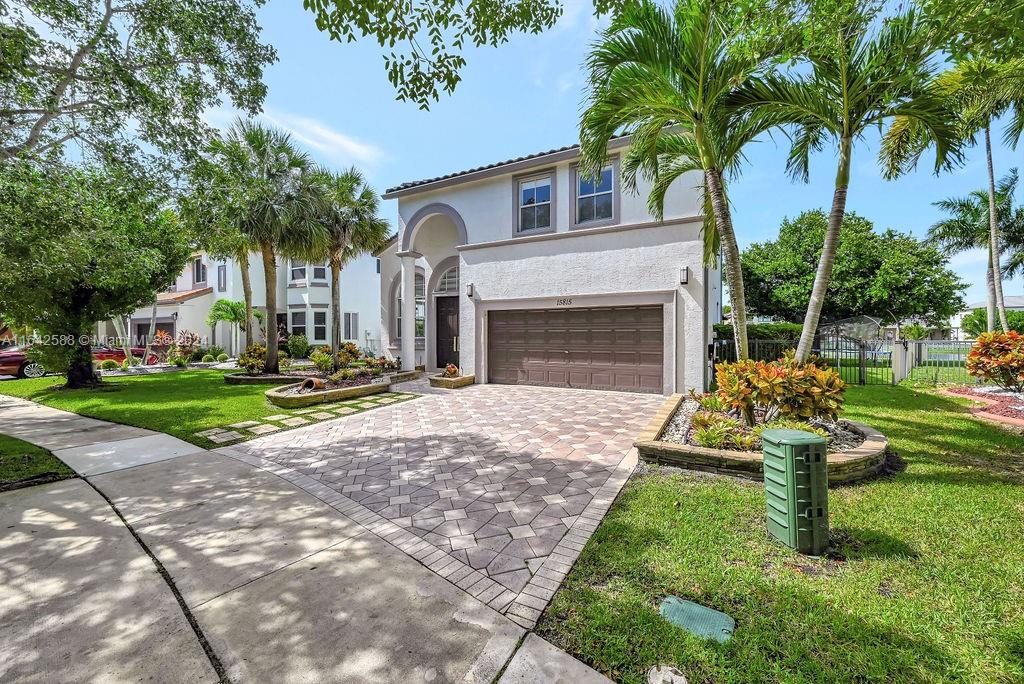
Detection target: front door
<box><xmin>436</xmin><ymin>296</ymin><xmax>459</xmax><ymax>368</ymax></box>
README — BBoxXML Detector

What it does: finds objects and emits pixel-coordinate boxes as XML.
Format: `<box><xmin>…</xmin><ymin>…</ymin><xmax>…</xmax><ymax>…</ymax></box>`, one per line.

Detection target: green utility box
<box><xmin>762</xmin><ymin>428</ymin><xmax>829</xmax><ymax>556</ymax></box>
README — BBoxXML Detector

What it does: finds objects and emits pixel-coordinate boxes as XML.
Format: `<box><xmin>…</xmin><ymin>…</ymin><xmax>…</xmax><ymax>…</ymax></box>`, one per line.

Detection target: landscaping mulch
<box><xmin>946</xmin><ymin>385</ymin><xmax>1024</xmax><ymax>421</ymax></box>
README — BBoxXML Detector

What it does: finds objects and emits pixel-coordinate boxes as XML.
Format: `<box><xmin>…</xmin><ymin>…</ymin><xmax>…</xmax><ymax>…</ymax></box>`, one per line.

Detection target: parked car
<box><xmin>0</xmin><ymin>344</ymin><xmax>157</xmax><ymax>378</ymax></box>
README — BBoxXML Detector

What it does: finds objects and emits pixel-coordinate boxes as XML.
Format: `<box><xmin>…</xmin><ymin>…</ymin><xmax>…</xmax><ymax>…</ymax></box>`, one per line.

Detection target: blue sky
<box><xmin>213</xmin><ymin>0</ymin><xmax>1023</xmax><ymax>307</ymax></box>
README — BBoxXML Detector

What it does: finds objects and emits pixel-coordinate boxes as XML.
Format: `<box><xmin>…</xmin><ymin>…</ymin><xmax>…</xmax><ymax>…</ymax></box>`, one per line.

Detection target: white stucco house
<box><xmin>376</xmin><ymin>137</ymin><xmax>722</xmax><ymax>395</ymax></box>
<box><xmin>948</xmin><ymin>295</ymin><xmax>1024</xmax><ymax>339</ymax></box>
<box><xmin>104</xmin><ymin>251</ymin><xmax>381</xmax><ymax>356</ymax></box>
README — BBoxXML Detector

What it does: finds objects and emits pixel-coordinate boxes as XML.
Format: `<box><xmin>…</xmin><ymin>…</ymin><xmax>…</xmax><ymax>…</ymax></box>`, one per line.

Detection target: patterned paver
<box><xmin>221</xmin><ymin>381</ymin><xmax>663</xmax><ymax>626</ymax></box>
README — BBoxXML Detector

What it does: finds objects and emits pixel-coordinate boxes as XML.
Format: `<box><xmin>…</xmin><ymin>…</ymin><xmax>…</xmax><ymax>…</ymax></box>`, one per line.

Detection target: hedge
<box><xmin>713</xmin><ymin>322</ymin><xmax>803</xmax><ymax>341</ymax></box>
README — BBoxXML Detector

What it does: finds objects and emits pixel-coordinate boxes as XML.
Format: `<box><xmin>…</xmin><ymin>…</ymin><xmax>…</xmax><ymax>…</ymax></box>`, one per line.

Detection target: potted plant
<box><xmin>429</xmin><ymin>363</ymin><xmax>475</xmax><ymax>389</ymax></box>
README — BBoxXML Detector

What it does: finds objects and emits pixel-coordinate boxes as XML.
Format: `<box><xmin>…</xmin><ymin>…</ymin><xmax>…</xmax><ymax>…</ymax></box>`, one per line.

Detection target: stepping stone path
<box><xmin>191</xmin><ymin>393</ymin><xmax>414</xmax><ymax>446</ymax></box>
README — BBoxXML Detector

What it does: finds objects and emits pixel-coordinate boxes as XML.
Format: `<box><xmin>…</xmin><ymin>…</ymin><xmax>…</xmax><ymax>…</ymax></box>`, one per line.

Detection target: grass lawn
<box><xmin>0</xmin><ymin>370</ymin><xmax>418</xmax><ymax>449</ymax></box>
<box><xmin>537</xmin><ymin>385</ymin><xmax>1024</xmax><ymax>683</ymax></box>
<box><xmin>0</xmin><ymin>434</ymin><xmax>74</xmax><ymax>489</ymax></box>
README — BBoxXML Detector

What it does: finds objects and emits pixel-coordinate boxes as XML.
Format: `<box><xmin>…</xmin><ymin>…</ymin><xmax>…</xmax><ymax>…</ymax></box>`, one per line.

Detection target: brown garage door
<box><xmin>488</xmin><ymin>305</ymin><xmax>664</xmax><ymax>393</ymax></box>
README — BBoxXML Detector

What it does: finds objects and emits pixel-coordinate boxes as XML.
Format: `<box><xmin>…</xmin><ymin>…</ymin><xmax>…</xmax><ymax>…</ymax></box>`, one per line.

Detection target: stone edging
<box><xmin>211</xmin><ymin>439</ymin><xmax>641</xmax><ymax>630</ymax></box>
<box><xmin>938</xmin><ymin>389</ymin><xmax>1024</xmax><ymax>429</ymax></box>
<box><xmin>633</xmin><ymin>394</ymin><xmax>888</xmax><ymax>484</ymax></box>
<box><xmin>428</xmin><ymin>374</ymin><xmax>476</xmax><ymax>389</ymax></box>
<box><xmin>264</xmin><ymin>381</ymin><xmax>388</xmax><ymax>409</ymax></box>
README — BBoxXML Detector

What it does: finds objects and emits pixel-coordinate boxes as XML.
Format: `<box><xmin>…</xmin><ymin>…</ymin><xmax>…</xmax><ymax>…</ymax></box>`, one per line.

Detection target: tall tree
<box><xmin>310</xmin><ymin>168</ymin><xmax>390</xmax><ymax>370</ymax></box>
<box><xmin>742</xmin><ymin>210</ymin><xmax>966</xmax><ymax>327</ymax></box>
<box><xmin>933</xmin><ymin>59</ymin><xmax>1023</xmax><ymax>331</ymax></box>
<box><xmin>579</xmin><ymin>0</ymin><xmax>785</xmax><ymax>360</ymax></box>
<box><xmin>733</xmin><ymin>6</ymin><xmax>960</xmax><ymax>361</ymax></box>
<box><xmin>0</xmin><ymin>161</ymin><xmax>191</xmax><ymax>388</ymax></box>
<box><xmin>930</xmin><ymin>169</ymin><xmax>1024</xmax><ymax>331</ymax></box>
<box><xmin>0</xmin><ymin>0</ymin><xmax>274</xmax><ymax>174</ymax></box>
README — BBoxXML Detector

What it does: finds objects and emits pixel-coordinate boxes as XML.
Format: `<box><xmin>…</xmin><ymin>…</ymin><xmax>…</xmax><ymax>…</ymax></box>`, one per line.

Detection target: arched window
<box><xmin>435</xmin><ymin>266</ymin><xmax>459</xmax><ymax>294</ymax></box>
<box><xmin>396</xmin><ymin>273</ymin><xmax>425</xmax><ymax>339</ymax></box>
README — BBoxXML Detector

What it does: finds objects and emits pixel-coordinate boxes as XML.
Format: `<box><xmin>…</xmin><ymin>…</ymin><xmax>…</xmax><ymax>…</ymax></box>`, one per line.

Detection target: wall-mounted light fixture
<box><xmin>466</xmin><ymin>282</ymin><xmax>474</xmax><ymax>298</ymax></box>
<box><xmin>171</xmin><ymin>311</ymin><xmax>178</xmax><ymax>321</ymax></box>
<box><xmin>679</xmin><ymin>267</ymin><xmax>689</xmax><ymax>285</ymax></box>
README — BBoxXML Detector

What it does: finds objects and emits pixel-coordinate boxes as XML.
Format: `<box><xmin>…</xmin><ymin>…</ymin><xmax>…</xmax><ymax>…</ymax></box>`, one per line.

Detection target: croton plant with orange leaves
<box><xmin>966</xmin><ymin>331</ymin><xmax>1024</xmax><ymax>393</ymax></box>
<box><xmin>715</xmin><ymin>355</ymin><xmax>846</xmax><ymax>427</ymax></box>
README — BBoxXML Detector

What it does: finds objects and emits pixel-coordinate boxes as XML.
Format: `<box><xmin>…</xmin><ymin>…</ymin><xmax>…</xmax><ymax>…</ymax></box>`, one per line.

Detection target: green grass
<box><xmin>0</xmin><ymin>434</ymin><xmax>73</xmax><ymax>488</ymax></box>
<box><xmin>538</xmin><ymin>385</ymin><xmax>1024</xmax><ymax>683</ymax></box>
<box><xmin>0</xmin><ymin>370</ymin><xmax>417</xmax><ymax>449</ymax></box>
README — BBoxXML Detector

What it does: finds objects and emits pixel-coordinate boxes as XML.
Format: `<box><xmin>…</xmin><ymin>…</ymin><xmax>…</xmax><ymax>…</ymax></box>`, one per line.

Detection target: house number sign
<box><xmin>555</xmin><ymin>298</ymin><xmax>573</xmax><ymax>306</ymax></box>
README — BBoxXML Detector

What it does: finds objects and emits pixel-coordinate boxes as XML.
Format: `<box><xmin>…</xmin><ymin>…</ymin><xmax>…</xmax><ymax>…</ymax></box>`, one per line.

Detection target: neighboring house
<box><xmin>99</xmin><ymin>251</ymin><xmax>381</xmax><ymax>356</ymax></box>
<box><xmin>948</xmin><ymin>295</ymin><xmax>1024</xmax><ymax>340</ymax></box>
<box><xmin>377</xmin><ymin>137</ymin><xmax>722</xmax><ymax>395</ymax></box>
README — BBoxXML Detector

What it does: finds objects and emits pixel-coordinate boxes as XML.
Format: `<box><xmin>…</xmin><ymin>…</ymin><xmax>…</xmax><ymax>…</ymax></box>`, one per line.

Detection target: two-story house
<box><xmin>376</xmin><ymin>137</ymin><xmax>722</xmax><ymax>395</ymax></box>
<box><xmin>115</xmin><ymin>251</ymin><xmax>381</xmax><ymax>356</ymax></box>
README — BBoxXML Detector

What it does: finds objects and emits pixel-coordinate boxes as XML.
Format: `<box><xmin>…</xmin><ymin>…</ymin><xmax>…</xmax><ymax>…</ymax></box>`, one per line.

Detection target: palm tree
<box><xmin>579</xmin><ymin>0</ymin><xmax>781</xmax><ymax>360</ymax></box>
<box><xmin>310</xmin><ymin>168</ymin><xmax>390</xmax><ymax>370</ymax></box>
<box><xmin>934</xmin><ymin>58</ymin><xmax>1024</xmax><ymax>331</ymax></box>
<box><xmin>930</xmin><ymin>169</ymin><xmax>1024</xmax><ymax>331</ymax></box>
<box><xmin>205</xmin><ymin>299</ymin><xmax>267</xmax><ymax>357</ymax></box>
<box><xmin>732</xmin><ymin>8</ymin><xmax>960</xmax><ymax>361</ymax></box>
<box><xmin>214</xmin><ymin>120</ymin><xmax>324</xmax><ymax>373</ymax></box>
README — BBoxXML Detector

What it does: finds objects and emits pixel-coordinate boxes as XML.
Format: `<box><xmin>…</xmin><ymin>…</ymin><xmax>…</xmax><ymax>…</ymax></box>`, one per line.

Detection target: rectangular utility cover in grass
<box><xmin>763</xmin><ymin>429</ymin><xmax>828</xmax><ymax>556</ymax></box>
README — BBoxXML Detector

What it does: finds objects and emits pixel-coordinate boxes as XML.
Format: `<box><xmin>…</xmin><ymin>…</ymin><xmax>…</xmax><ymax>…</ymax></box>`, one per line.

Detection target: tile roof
<box><xmin>156</xmin><ymin>287</ymin><xmax>213</xmax><ymax>304</ymax></box>
<box><xmin>383</xmin><ymin>134</ymin><xmax>630</xmax><ymax>197</ymax></box>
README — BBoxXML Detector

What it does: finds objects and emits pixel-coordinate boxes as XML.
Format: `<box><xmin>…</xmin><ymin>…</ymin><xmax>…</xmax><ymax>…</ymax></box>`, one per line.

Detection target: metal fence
<box><xmin>709</xmin><ymin>336</ymin><xmax>977</xmax><ymax>386</ymax></box>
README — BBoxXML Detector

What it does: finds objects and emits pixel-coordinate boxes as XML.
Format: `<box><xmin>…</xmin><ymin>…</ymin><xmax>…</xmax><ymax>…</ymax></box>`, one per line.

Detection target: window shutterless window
<box><xmin>576</xmin><ymin>164</ymin><xmax>614</xmax><ymax>225</ymax></box>
<box><xmin>290</xmin><ymin>260</ymin><xmax>306</xmax><ymax>281</ymax></box>
<box><xmin>343</xmin><ymin>312</ymin><xmax>359</xmax><ymax>340</ymax></box>
<box><xmin>313</xmin><ymin>263</ymin><xmax>327</xmax><ymax>280</ymax></box>
<box><xmin>217</xmin><ymin>264</ymin><xmax>227</xmax><ymax>292</ymax></box>
<box><xmin>290</xmin><ymin>311</ymin><xmax>306</xmax><ymax>337</ymax></box>
<box><xmin>518</xmin><ymin>175</ymin><xmax>552</xmax><ymax>232</ymax></box>
<box><xmin>396</xmin><ymin>273</ymin><xmax>425</xmax><ymax>339</ymax></box>
<box><xmin>313</xmin><ymin>311</ymin><xmax>327</xmax><ymax>341</ymax></box>
<box><xmin>193</xmin><ymin>258</ymin><xmax>206</xmax><ymax>284</ymax></box>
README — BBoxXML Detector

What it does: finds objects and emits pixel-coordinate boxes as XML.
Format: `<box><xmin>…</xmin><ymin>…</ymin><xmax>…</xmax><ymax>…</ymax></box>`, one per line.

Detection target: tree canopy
<box><xmin>742</xmin><ymin>210</ymin><xmax>966</xmax><ymax>327</ymax></box>
<box><xmin>0</xmin><ymin>0</ymin><xmax>275</xmax><ymax>177</ymax></box>
<box><xmin>0</xmin><ymin>160</ymin><xmax>192</xmax><ymax>386</ymax></box>
<box><xmin>961</xmin><ymin>308</ymin><xmax>1024</xmax><ymax>337</ymax></box>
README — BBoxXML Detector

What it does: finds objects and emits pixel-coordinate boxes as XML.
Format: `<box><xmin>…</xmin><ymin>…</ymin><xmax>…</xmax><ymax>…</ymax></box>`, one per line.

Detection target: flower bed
<box><xmin>634</xmin><ymin>394</ymin><xmax>888</xmax><ymax>485</ymax></box>
<box><xmin>943</xmin><ymin>385</ymin><xmax>1024</xmax><ymax>429</ymax></box>
<box><xmin>265</xmin><ymin>378</ymin><xmax>389</xmax><ymax>409</ymax></box>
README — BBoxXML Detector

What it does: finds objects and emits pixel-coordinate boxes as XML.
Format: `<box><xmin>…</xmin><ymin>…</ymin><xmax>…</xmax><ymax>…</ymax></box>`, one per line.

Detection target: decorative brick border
<box><xmin>939</xmin><ymin>389</ymin><xmax>1024</xmax><ymax>429</ymax></box>
<box><xmin>213</xmin><ymin>438</ymin><xmax>645</xmax><ymax>629</ymax></box>
<box><xmin>264</xmin><ymin>381</ymin><xmax>388</xmax><ymax>409</ymax></box>
<box><xmin>633</xmin><ymin>394</ymin><xmax>888</xmax><ymax>484</ymax></box>
<box><xmin>428</xmin><ymin>374</ymin><xmax>476</xmax><ymax>389</ymax></box>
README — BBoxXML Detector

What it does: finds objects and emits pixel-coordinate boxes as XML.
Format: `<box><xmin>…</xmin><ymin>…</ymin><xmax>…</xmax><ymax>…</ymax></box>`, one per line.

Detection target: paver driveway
<box><xmin>220</xmin><ymin>383</ymin><xmax>663</xmax><ymax>624</ymax></box>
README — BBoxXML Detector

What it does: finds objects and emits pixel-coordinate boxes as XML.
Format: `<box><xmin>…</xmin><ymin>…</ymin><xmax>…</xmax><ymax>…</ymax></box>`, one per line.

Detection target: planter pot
<box><xmin>265</xmin><ymin>380</ymin><xmax>389</xmax><ymax>409</ymax></box>
<box><xmin>428</xmin><ymin>374</ymin><xmax>476</xmax><ymax>389</ymax></box>
<box><xmin>633</xmin><ymin>394</ymin><xmax>888</xmax><ymax>485</ymax></box>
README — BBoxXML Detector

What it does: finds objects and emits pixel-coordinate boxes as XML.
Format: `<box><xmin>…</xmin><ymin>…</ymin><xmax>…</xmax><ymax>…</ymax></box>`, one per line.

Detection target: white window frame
<box><xmin>434</xmin><ymin>266</ymin><xmax>459</xmax><ymax>294</ymax></box>
<box><xmin>290</xmin><ymin>310</ymin><xmax>306</xmax><ymax>337</ymax></box>
<box><xmin>395</xmin><ymin>273</ymin><xmax>425</xmax><ymax>340</ymax></box>
<box><xmin>313</xmin><ymin>311</ymin><xmax>327</xmax><ymax>342</ymax></box>
<box><xmin>343</xmin><ymin>311</ymin><xmax>359</xmax><ymax>340</ymax></box>
<box><xmin>192</xmin><ymin>257</ymin><xmax>207</xmax><ymax>285</ymax></box>
<box><xmin>217</xmin><ymin>263</ymin><xmax>227</xmax><ymax>292</ymax></box>
<box><xmin>312</xmin><ymin>262</ymin><xmax>327</xmax><ymax>281</ymax></box>
<box><xmin>290</xmin><ymin>259</ymin><xmax>307</xmax><ymax>281</ymax></box>
<box><xmin>516</xmin><ymin>172</ymin><xmax>554</xmax><ymax>234</ymax></box>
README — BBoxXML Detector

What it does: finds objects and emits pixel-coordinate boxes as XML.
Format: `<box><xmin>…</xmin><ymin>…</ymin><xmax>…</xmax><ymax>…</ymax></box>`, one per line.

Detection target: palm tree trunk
<box><xmin>260</xmin><ymin>243</ymin><xmax>279</xmax><ymax>374</ymax></box>
<box><xmin>141</xmin><ymin>299</ymin><xmax>158</xmax><ymax>364</ymax></box>
<box><xmin>986</xmin><ymin>245</ymin><xmax>996</xmax><ymax>333</ymax></box>
<box><xmin>239</xmin><ymin>249</ymin><xmax>254</xmax><ymax>346</ymax></box>
<box><xmin>796</xmin><ymin>137</ymin><xmax>852</xmax><ymax>363</ymax></box>
<box><xmin>985</xmin><ymin>125</ymin><xmax>1010</xmax><ymax>331</ymax></box>
<box><xmin>705</xmin><ymin>168</ymin><xmax>748</xmax><ymax>360</ymax></box>
<box><xmin>330</xmin><ymin>256</ymin><xmax>342</xmax><ymax>372</ymax></box>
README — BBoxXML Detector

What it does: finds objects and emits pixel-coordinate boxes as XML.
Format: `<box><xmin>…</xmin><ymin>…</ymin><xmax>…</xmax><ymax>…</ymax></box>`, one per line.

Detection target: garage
<box><xmin>487</xmin><ymin>305</ymin><xmax>664</xmax><ymax>394</ymax></box>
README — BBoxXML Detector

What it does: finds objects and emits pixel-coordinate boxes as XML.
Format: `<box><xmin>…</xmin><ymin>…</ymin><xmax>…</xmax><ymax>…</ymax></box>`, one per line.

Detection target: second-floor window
<box><xmin>576</xmin><ymin>164</ymin><xmax>614</xmax><ymax>225</ymax></box>
<box><xmin>192</xmin><ymin>257</ymin><xmax>207</xmax><ymax>285</ymax></box>
<box><xmin>291</xmin><ymin>260</ymin><xmax>306</xmax><ymax>281</ymax></box>
<box><xmin>518</xmin><ymin>175</ymin><xmax>552</xmax><ymax>233</ymax></box>
<box><xmin>217</xmin><ymin>264</ymin><xmax>227</xmax><ymax>292</ymax></box>
<box><xmin>312</xmin><ymin>263</ymin><xmax>327</xmax><ymax>280</ymax></box>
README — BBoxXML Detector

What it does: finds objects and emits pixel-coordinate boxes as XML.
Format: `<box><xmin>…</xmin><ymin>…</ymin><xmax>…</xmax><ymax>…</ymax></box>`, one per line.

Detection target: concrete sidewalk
<box><xmin>0</xmin><ymin>394</ymin><xmax>612</xmax><ymax>683</ymax></box>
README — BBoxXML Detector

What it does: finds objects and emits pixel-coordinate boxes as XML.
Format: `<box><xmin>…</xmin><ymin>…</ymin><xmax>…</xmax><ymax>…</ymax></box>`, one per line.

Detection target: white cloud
<box><xmin>200</xmin><ymin>106</ymin><xmax>386</xmax><ymax>169</ymax></box>
<box><xmin>949</xmin><ymin>248</ymin><xmax>990</xmax><ymax>268</ymax></box>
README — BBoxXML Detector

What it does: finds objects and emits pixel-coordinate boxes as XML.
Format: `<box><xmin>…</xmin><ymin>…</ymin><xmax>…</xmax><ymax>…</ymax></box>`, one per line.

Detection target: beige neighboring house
<box><xmin>98</xmin><ymin>250</ymin><xmax>382</xmax><ymax>356</ymax></box>
<box><xmin>377</xmin><ymin>136</ymin><xmax>723</xmax><ymax>395</ymax></box>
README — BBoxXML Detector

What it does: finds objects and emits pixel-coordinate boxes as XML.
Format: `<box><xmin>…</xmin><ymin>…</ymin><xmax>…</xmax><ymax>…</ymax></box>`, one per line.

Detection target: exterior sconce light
<box><xmin>171</xmin><ymin>311</ymin><xmax>179</xmax><ymax>321</ymax></box>
<box><xmin>466</xmin><ymin>283</ymin><xmax>474</xmax><ymax>298</ymax></box>
<box><xmin>679</xmin><ymin>267</ymin><xmax>689</xmax><ymax>285</ymax></box>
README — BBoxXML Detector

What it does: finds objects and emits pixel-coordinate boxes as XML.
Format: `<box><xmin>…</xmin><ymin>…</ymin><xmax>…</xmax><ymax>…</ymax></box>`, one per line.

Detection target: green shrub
<box><xmin>206</xmin><ymin>345</ymin><xmax>226</xmax><ymax>359</ymax></box>
<box><xmin>121</xmin><ymin>359</ymin><xmax>131</xmax><ymax>370</ymax></box>
<box><xmin>238</xmin><ymin>343</ymin><xmax>266</xmax><ymax>374</ymax></box>
<box><xmin>752</xmin><ymin>418</ymin><xmax>829</xmax><ymax>442</ymax></box>
<box><xmin>216</xmin><ymin>353</ymin><xmax>229</xmax><ymax>362</ymax></box>
<box><xmin>713</xmin><ymin>322</ymin><xmax>803</xmax><ymax>342</ymax></box>
<box><xmin>172</xmin><ymin>356</ymin><xmax>188</xmax><ymax>368</ymax></box>
<box><xmin>716</xmin><ymin>357</ymin><xmax>846</xmax><ymax>426</ymax></box>
<box><xmin>286</xmin><ymin>334</ymin><xmax>309</xmax><ymax>359</ymax></box>
<box><xmin>689</xmin><ymin>389</ymin><xmax>726</xmax><ymax>412</ymax></box>
<box><xmin>310</xmin><ymin>350</ymin><xmax>334</xmax><ymax>374</ymax></box>
<box><xmin>201</xmin><ymin>354</ymin><xmax>215</xmax><ymax>363</ymax></box>
<box><xmin>901</xmin><ymin>323</ymin><xmax>930</xmax><ymax>340</ymax></box>
<box><xmin>341</xmin><ymin>341</ymin><xmax>362</xmax><ymax>358</ymax></box>
<box><xmin>329</xmin><ymin>368</ymin><xmax>358</xmax><ymax>383</ymax></box>
<box><xmin>961</xmin><ymin>307</ymin><xmax>1024</xmax><ymax>338</ymax></box>
<box><xmin>693</xmin><ymin>424</ymin><xmax>731</xmax><ymax>449</ymax></box>
<box><xmin>336</xmin><ymin>351</ymin><xmax>355</xmax><ymax>368</ymax></box>
<box><xmin>99</xmin><ymin>359</ymin><xmax>119</xmax><ymax>370</ymax></box>
<box><xmin>967</xmin><ymin>331</ymin><xmax>1024</xmax><ymax>392</ymax></box>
